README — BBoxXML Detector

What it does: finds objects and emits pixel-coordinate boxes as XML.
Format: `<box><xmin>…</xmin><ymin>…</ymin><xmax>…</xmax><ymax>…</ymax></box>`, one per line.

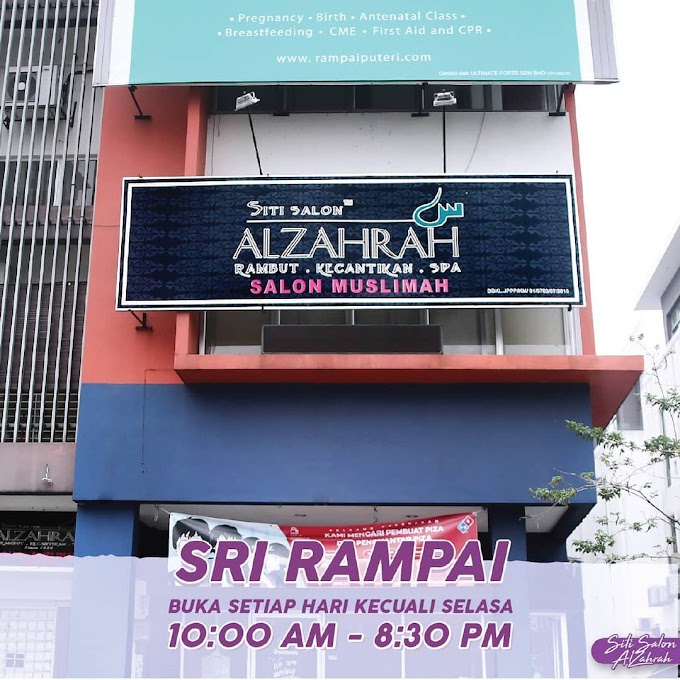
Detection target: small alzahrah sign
<box><xmin>118</xmin><ymin>175</ymin><xmax>583</xmax><ymax>310</ymax></box>
<box><xmin>0</xmin><ymin>524</ymin><xmax>75</xmax><ymax>555</ymax></box>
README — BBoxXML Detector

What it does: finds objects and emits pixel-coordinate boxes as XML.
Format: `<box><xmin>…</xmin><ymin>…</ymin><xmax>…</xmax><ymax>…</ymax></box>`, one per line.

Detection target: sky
<box><xmin>575</xmin><ymin>0</ymin><xmax>680</xmax><ymax>354</ymax></box>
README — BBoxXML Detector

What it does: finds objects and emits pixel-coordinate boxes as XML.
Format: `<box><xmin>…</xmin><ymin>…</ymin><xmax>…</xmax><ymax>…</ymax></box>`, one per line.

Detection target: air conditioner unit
<box><xmin>5</xmin><ymin>66</ymin><xmax>58</xmax><ymax>108</ymax></box>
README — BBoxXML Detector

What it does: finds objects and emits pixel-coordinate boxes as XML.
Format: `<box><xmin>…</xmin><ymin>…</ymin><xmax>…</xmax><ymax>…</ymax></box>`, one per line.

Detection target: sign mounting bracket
<box><xmin>548</xmin><ymin>84</ymin><xmax>570</xmax><ymax>117</ymax></box>
<box><xmin>128</xmin><ymin>85</ymin><xmax>152</xmax><ymax>120</ymax></box>
<box><xmin>129</xmin><ymin>310</ymin><xmax>153</xmax><ymax>331</ymax></box>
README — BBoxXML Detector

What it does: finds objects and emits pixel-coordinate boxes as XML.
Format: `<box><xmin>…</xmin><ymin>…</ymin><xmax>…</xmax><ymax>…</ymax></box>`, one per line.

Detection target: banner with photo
<box><xmin>168</xmin><ymin>511</ymin><xmax>477</xmax><ymax>583</ymax></box>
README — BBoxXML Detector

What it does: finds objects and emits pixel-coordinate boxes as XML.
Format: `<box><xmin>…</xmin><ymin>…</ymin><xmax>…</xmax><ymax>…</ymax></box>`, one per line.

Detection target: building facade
<box><xmin>0</xmin><ymin>0</ymin><xmax>101</xmax><ymax>551</ymax></box>
<box><xmin>0</xmin><ymin>0</ymin><xmax>652</xmax><ymax>676</ymax></box>
<box><xmin>0</xmin><ymin>2</ymin><xmax>642</xmax><ymax>560</ymax></box>
<box><xmin>72</xmin><ymin>0</ymin><xmax>641</xmax><ymax>563</ymax></box>
<box><xmin>0</xmin><ymin>1</ymin><xmax>99</xmax><ymax>676</ymax></box>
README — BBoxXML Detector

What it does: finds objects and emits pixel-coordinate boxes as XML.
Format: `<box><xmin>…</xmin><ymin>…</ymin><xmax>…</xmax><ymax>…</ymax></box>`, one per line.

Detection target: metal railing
<box><xmin>0</xmin><ymin>0</ymin><xmax>100</xmax><ymax>442</ymax></box>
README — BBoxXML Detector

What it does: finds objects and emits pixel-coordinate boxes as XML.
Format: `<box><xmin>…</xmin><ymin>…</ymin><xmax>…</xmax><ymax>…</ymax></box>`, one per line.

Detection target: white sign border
<box><xmin>117</xmin><ymin>174</ymin><xmax>585</xmax><ymax>310</ymax></box>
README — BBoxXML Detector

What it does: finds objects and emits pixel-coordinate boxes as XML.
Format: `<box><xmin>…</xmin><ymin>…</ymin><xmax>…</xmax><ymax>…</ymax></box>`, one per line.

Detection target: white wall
<box><xmin>576</xmin><ymin>0</ymin><xmax>680</xmax><ymax>354</ymax></box>
<box><xmin>205</xmin><ymin>111</ymin><xmax>581</xmax><ymax>356</ymax></box>
<box><xmin>207</xmin><ymin>111</ymin><xmax>574</xmax><ymax>176</ymax></box>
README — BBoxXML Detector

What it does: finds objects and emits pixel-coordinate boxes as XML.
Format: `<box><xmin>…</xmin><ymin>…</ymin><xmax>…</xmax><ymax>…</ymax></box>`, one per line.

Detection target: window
<box><xmin>5</xmin><ymin>653</ymin><xmax>24</xmax><ymax>669</ymax></box>
<box><xmin>205</xmin><ymin>310</ymin><xmax>272</xmax><ymax>354</ymax></box>
<box><xmin>280</xmin><ymin>309</ymin><xmax>346</xmax><ymax>325</ymax></box>
<box><xmin>615</xmin><ymin>380</ymin><xmax>643</xmax><ymax>431</ymax></box>
<box><xmin>500</xmin><ymin>85</ymin><xmax>547</xmax><ymax>111</ymax></box>
<box><xmin>1</xmin><ymin>607</ymin><xmax>57</xmax><ymax>677</ymax></box>
<box><xmin>204</xmin><ymin>307</ymin><xmax>572</xmax><ymax>356</ymax></box>
<box><xmin>285</xmin><ymin>85</ymin><xmax>355</xmax><ymax>112</ymax></box>
<box><xmin>355</xmin><ymin>85</ymin><xmax>422</xmax><ymax>112</ymax></box>
<box><xmin>528</xmin><ymin>614</ymin><xmax>569</xmax><ymax>678</ymax></box>
<box><xmin>501</xmin><ymin>308</ymin><xmax>567</xmax><ymax>355</ymax></box>
<box><xmin>354</xmin><ymin>309</ymin><xmax>421</xmax><ymax>325</ymax></box>
<box><xmin>214</xmin><ymin>84</ymin><xmax>555</xmax><ymax>115</ymax></box>
<box><xmin>666</xmin><ymin>295</ymin><xmax>680</xmax><ymax>340</ymax></box>
<box><xmin>429</xmin><ymin>309</ymin><xmax>495</xmax><ymax>354</ymax></box>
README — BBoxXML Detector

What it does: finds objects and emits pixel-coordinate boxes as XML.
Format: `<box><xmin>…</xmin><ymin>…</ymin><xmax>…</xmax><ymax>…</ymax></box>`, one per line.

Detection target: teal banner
<box><xmin>105</xmin><ymin>0</ymin><xmax>589</xmax><ymax>85</ymax></box>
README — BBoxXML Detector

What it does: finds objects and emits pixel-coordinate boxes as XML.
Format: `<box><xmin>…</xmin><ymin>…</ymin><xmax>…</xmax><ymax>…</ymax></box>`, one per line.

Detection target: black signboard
<box><xmin>118</xmin><ymin>175</ymin><xmax>583</xmax><ymax>310</ymax></box>
<box><xmin>0</xmin><ymin>524</ymin><xmax>75</xmax><ymax>555</ymax></box>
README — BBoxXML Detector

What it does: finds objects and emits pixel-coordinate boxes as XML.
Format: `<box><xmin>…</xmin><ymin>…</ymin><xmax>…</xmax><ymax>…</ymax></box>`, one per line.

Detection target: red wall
<box><xmin>83</xmin><ymin>86</ymin><xmax>192</xmax><ymax>385</ymax></box>
<box><xmin>83</xmin><ymin>85</ymin><xmax>601</xmax><ymax>390</ymax></box>
<box><xmin>565</xmin><ymin>87</ymin><xmax>596</xmax><ymax>355</ymax></box>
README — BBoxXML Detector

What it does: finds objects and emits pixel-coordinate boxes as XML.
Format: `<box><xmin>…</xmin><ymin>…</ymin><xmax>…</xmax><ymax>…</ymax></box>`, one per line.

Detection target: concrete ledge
<box><xmin>175</xmin><ymin>350</ymin><xmax>642</xmax><ymax>429</ymax></box>
<box><xmin>0</xmin><ymin>443</ymin><xmax>75</xmax><ymax>494</ymax></box>
<box><xmin>174</xmin><ymin>312</ymin><xmax>644</xmax><ymax>428</ymax></box>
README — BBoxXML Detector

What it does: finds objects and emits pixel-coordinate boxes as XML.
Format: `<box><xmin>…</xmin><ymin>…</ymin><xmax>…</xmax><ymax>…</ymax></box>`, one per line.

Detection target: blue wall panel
<box><xmin>74</xmin><ymin>383</ymin><xmax>595</xmax><ymax>505</ymax></box>
<box><xmin>74</xmin><ymin>503</ymin><xmax>138</xmax><ymax>557</ymax></box>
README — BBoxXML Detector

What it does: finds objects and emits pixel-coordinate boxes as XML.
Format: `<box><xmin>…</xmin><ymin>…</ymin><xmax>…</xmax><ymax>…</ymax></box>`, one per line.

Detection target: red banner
<box><xmin>280</xmin><ymin>513</ymin><xmax>477</xmax><ymax>558</ymax></box>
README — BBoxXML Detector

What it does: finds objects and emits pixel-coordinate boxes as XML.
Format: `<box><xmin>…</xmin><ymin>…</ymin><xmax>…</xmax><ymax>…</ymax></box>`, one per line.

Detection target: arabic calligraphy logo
<box><xmin>412</xmin><ymin>187</ymin><xmax>464</xmax><ymax>228</ymax></box>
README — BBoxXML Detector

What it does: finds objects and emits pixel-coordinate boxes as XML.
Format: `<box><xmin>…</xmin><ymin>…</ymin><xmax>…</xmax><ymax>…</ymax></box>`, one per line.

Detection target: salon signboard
<box><xmin>0</xmin><ymin>523</ymin><xmax>75</xmax><ymax>555</ymax></box>
<box><xmin>118</xmin><ymin>175</ymin><xmax>583</xmax><ymax>310</ymax></box>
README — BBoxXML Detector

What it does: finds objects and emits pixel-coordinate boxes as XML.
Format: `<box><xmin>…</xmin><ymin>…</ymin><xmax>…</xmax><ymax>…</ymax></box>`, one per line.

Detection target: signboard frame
<box><xmin>117</xmin><ymin>174</ymin><xmax>585</xmax><ymax>311</ymax></box>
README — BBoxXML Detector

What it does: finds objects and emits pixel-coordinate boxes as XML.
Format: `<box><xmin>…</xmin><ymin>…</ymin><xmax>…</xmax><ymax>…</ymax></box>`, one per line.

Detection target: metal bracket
<box><xmin>548</xmin><ymin>84</ymin><xmax>569</xmax><ymax>117</ymax></box>
<box><xmin>128</xmin><ymin>85</ymin><xmax>152</xmax><ymax>120</ymax></box>
<box><xmin>411</xmin><ymin>82</ymin><xmax>430</xmax><ymax>118</ymax></box>
<box><xmin>59</xmin><ymin>74</ymin><xmax>75</xmax><ymax>127</ymax></box>
<box><xmin>129</xmin><ymin>310</ymin><xmax>153</xmax><ymax>331</ymax></box>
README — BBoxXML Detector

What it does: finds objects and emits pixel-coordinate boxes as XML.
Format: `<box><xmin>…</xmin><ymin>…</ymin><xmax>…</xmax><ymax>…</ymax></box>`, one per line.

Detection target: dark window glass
<box><xmin>206</xmin><ymin>310</ymin><xmax>273</xmax><ymax>354</ymax></box>
<box><xmin>280</xmin><ymin>309</ymin><xmax>346</xmax><ymax>325</ymax></box>
<box><xmin>287</xmin><ymin>85</ymin><xmax>354</xmax><ymax>111</ymax></box>
<box><xmin>213</xmin><ymin>84</ymin><xmax>549</xmax><ymax>114</ymax></box>
<box><xmin>354</xmin><ymin>309</ymin><xmax>421</xmax><ymax>324</ymax></box>
<box><xmin>354</xmin><ymin>85</ymin><xmax>420</xmax><ymax>111</ymax></box>
<box><xmin>501</xmin><ymin>85</ymin><xmax>546</xmax><ymax>111</ymax></box>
